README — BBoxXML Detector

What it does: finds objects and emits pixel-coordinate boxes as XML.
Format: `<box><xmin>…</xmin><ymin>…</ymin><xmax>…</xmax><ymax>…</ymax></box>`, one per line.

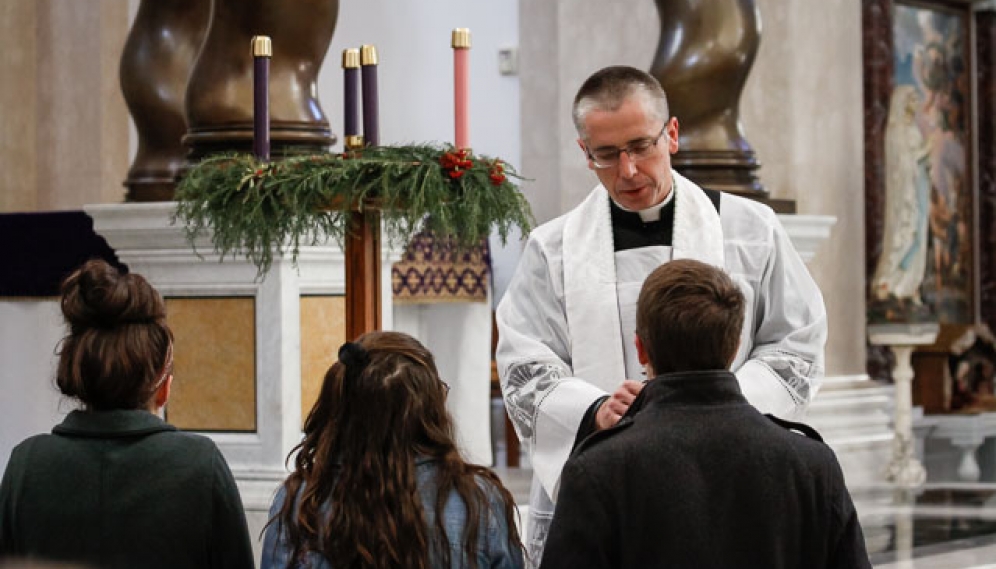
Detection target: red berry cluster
<box><xmin>488</xmin><ymin>160</ymin><xmax>507</xmax><ymax>186</ymax></box>
<box><xmin>440</xmin><ymin>148</ymin><xmax>473</xmax><ymax>179</ymax></box>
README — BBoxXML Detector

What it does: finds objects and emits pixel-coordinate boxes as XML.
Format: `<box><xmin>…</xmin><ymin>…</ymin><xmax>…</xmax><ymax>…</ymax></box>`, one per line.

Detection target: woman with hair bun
<box><xmin>261</xmin><ymin>330</ymin><xmax>524</xmax><ymax>569</ymax></box>
<box><xmin>0</xmin><ymin>259</ymin><xmax>254</xmax><ymax>569</ymax></box>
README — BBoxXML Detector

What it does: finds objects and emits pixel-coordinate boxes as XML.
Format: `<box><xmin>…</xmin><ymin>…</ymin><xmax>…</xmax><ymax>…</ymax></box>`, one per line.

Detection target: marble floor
<box><xmin>859</xmin><ymin>483</ymin><xmax>996</xmax><ymax>568</ymax></box>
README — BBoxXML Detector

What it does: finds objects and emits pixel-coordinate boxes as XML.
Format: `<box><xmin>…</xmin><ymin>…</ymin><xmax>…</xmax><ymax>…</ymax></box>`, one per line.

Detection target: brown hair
<box><xmin>56</xmin><ymin>259</ymin><xmax>172</xmax><ymax>410</ymax></box>
<box><xmin>636</xmin><ymin>259</ymin><xmax>745</xmax><ymax>374</ymax></box>
<box><xmin>572</xmin><ymin>65</ymin><xmax>670</xmax><ymax>138</ymax></box>
<box><xmin>269</xmin><ymin>330</ymin><xmax>522</xmax><ymax>569</ymax></box>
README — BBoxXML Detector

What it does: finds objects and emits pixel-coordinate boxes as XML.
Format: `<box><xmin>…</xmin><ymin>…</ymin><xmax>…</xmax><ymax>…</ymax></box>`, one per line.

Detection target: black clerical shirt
<box><xmin>609</xmin><ymin>188</ymin><xmax>721</xmax><ymax>251</ymax></box>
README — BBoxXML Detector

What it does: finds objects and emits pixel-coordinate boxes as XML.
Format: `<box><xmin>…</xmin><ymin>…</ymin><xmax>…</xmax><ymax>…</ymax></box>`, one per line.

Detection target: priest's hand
<box><xmin>595</xmin><ymin>380</ymin><xmax>644</xmax><ymax>430</ymax></box>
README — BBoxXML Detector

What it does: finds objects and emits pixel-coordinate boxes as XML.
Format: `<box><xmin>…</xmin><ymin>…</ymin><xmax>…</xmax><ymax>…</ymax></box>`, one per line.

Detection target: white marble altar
<box><xmin>85</xmin><ymin>202</ymin><xmax>406</xmax><ymax>513</ymax></box>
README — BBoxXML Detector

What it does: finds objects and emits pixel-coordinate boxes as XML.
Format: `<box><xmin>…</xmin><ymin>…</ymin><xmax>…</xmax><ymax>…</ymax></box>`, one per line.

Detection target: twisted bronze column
<box><xmin>119</xmin><ymin>0</ymin><xmax>210</xmax><ymax>202</ymax></box>
<box><xmin>183</xmin><ymin>0</ymin><xmax>339</xmax><ymax>159</ymax></box>
<box><xmin>650</xmin><ymin>0</ymin><xmax>764</xmax><ymax>200</ymax></box>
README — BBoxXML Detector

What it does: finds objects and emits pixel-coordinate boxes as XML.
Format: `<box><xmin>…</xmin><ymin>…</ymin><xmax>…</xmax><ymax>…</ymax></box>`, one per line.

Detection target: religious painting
<box><xmin>868</xmin><ymin>0</ymin><xmax>974</xmax><ymax>326</ymax></box>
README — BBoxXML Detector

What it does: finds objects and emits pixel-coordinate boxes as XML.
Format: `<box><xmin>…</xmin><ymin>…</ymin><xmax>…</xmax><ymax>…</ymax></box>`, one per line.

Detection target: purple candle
<box><xmin>342</xmin><ymin>48</ymin><xmax>362</xmax><ymax>150</ymax></box>
<box><xmin>251</xmin><ymin>35</ymin><xmax>272</xmax><ymax>160</ymax></box>
<box><xmin>360</xmin><ymin>44</ymin><xmax>379</xmax><ymax>147</ymax></box>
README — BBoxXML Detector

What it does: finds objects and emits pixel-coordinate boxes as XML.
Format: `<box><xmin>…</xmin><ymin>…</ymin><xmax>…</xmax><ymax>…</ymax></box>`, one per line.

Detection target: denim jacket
<box><xmin>261</xmin><ymin>457</ymin><xmax>523</xmax><ymax>569</ymax></box>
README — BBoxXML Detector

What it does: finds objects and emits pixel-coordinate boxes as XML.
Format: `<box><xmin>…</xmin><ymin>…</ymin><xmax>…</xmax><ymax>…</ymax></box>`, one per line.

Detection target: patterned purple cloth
<box><xmin>391</xmin><ymin>231</ymin><xmax>490</xmax><ymax>304</ymax></box>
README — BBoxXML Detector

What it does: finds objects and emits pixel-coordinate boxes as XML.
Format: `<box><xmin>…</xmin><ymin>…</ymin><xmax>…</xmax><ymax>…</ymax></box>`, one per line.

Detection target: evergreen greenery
<box><xmin>173</xmin><ymin>145</ymin><xmax>534</xmax><ymax>275</ymax></box>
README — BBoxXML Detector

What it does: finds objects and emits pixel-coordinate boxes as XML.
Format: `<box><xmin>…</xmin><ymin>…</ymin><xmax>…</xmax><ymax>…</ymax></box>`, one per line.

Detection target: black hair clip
<box><xmin>338</xmin><ymin>342</ymin><xmax>370</xmax><ymax>374</ymax></box>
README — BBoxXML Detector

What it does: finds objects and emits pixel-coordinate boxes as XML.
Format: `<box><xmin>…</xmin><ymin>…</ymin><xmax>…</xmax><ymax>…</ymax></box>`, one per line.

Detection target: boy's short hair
<box><xmin>636</xmin><ymin>259</ymin><xmax>745</xmax><ymax>374</ymax></box>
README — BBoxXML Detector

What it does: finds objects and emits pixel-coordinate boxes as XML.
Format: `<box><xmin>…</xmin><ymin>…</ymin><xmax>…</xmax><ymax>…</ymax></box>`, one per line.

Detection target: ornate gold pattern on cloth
<box><xmin>392</xmin><ymin>232</ymin><xmax>490</xmax><ymax>304</ymax></box>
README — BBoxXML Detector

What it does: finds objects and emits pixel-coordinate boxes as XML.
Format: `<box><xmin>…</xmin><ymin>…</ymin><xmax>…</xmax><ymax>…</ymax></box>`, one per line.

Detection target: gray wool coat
<box><xmin>539</xmin><ymin>370</ymin><xmax>871</xmax><ymax>569</ymax></box>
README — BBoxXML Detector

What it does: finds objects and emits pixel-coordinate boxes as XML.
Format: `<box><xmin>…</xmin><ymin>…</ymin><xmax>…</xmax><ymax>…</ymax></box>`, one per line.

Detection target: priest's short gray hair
<box><xmin>572</xmin><ymin>65</ymin><xmax>670</xmax><ymax>139</ymax></box>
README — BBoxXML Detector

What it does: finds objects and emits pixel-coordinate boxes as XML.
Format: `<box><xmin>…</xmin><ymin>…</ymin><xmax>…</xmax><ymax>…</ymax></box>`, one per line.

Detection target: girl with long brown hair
<box><xmin>261</xmin><ymin>331</ymin><xmax>523</xmax><ymax>569</ymax></box>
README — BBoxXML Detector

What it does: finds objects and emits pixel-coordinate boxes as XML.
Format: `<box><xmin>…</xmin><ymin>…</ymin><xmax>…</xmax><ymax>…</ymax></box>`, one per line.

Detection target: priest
<box><xmin>495</xmin><ymin>65</ymin><xmax>828</xmax><ymax>567</ymax></box>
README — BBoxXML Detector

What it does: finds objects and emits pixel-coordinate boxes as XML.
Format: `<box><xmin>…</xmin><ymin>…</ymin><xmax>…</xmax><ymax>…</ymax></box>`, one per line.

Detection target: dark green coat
<box><xmin>0</xmin><ymin>409</ymin><xmax>255</xmax><ymax>569</ymax></box>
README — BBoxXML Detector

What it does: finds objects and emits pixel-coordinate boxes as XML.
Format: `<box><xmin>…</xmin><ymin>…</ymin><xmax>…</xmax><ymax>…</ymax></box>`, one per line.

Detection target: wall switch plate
<box><xmin>498</xmin><ymin>47</ymin><xmax>518</xmax><ymax>76</ymax></box>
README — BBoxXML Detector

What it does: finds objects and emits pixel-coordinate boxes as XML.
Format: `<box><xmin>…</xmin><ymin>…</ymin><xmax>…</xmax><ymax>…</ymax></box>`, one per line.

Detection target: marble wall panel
<box><xmin>299</xmin><ymin>295</ymin><xmax>346</xmax><ymax>425</ymax></box>
<box><xmin>165</xmin><ymin>297</ymin><xmax>257</xmax><ymax>432</ymax></box>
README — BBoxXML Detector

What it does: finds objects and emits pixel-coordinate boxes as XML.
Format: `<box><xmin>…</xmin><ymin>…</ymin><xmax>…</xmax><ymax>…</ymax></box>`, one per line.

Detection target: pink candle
<box><xmin>452</xmin><ymin>28</ymin><xmax>471</xmax><ymax>150</ymax></box>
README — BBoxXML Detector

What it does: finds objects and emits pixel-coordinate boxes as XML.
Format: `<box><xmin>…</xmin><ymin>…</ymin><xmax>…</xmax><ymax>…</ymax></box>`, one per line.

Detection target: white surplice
<box><xmin>496</xmin><ymin>171</ymin><xmax>827</xmax><ymax>566</ymax></box>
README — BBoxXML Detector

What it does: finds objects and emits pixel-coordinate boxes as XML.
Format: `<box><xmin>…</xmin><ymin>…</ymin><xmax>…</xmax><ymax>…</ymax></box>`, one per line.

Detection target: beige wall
<box><xmin>741</xmin><ymin>0</ymin><xmax>866</xmax><ymax>376</ymax></box>
<box><xmin>520</xmin><ymin>0</ymin><xmax>866</xmax><ymax>376</ymax></box>
<box><xmin>0</xmin><ymin>0</ymin><xmax>130</xmax><ymax>213</ymax></box>
<box><xmin>1</xmin><ymin>0</ymin><xmax>37</xmax><ymax>212</ymax></box>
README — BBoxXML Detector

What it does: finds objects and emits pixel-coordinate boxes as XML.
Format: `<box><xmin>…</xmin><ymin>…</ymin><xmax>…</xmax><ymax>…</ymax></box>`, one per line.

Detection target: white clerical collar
<box><xmin>610</xmin><ymin>178</ymin><xmax>676</xmax><ymax>222</ymax></box>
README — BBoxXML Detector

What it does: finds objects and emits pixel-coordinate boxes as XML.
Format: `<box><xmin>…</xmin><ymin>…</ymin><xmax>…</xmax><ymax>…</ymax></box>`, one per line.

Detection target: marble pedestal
<box><xmin>868</xmin><ymin>322</ymin><xmax>941</xmax><ymax>487</ymax></box>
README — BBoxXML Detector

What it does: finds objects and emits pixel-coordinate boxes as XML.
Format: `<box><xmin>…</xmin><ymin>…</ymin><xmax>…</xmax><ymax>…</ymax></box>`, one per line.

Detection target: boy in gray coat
<box><xmin>539</xmin><ymin>259</ymin><xmax>870</xmax><ymax>569</ymax></box>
